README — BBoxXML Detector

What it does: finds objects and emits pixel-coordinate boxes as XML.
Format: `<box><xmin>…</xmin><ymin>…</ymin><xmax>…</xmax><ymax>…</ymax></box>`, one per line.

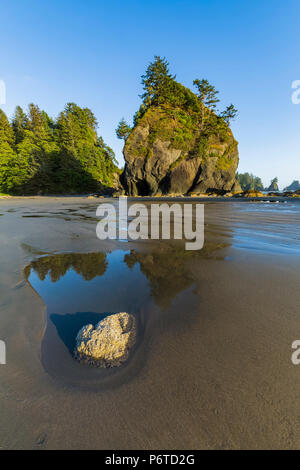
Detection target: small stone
<box><xmin>74</xmin><ymin>312</ymin><xmax>136</xmax><ymax>368</ymax></box>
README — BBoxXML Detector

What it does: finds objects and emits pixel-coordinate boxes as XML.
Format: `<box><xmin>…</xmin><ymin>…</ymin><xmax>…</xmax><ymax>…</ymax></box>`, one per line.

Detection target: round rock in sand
<box><xmin>74</xmin><ymin>312</ymin><xmax>136</xmax><ymax>367</ymax></box>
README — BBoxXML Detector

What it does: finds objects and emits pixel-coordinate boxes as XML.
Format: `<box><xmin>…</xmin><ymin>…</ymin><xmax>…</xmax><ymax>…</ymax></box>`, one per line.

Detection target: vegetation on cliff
<box><xmin>130</xmin><ymin>56</ymin><xmax>238</xmax><ymax>147</ymax></box>
<box><xmin>266</xmin><ymin>177</ymin><xmax>279</xmax><ymax>192</ymax></box>
<box><xmin>0</xmin><ymin>103</ymin><xmax>118</xmax><ymax>195</ymax></box>
<box><xmin>120</xmin><ymin>57</ymin><xmax>240</xmax><ymax>195</ymax></box>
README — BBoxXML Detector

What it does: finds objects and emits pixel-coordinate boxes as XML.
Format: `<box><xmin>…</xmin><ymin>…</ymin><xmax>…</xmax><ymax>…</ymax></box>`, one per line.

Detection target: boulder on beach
<box><xmin>74</xmin><ymin>312</ymin><xmax>136</xmax><ymax>367</ymax></box>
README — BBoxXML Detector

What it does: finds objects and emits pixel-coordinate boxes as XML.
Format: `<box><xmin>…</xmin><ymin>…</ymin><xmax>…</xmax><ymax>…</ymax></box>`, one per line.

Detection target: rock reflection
<box><xmin>124</xmin><ymin>241</ymin><xmax>228</xmax><ymax>309</ymax></box>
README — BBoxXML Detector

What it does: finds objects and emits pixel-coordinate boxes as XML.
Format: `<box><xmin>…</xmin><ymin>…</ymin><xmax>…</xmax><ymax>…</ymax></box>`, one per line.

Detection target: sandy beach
<box><xmin>0</xmin><ymin>197</ymin><xmax>300</xmax><ymax>449</ymax></box>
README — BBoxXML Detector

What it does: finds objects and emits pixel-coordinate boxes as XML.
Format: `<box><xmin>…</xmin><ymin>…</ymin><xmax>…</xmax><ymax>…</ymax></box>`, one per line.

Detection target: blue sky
<box><xmin>1</xmin><ymin>0</ymin><xmax>299</xmax><ymax>188</ymax></box>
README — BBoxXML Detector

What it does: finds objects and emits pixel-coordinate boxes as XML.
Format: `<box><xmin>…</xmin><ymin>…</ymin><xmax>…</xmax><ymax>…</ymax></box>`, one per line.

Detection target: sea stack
<box><xmin>121</xmin><ymin>80</ymin><xmax>239</xmax><ymax>196</ymax></box>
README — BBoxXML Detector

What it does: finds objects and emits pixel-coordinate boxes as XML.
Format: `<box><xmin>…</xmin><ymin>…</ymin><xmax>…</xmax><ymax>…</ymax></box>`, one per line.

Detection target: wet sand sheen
<box><xmin>0</xmin><ymin>197</ymin><xmax>300</xmax><ymax>449</ymax></box>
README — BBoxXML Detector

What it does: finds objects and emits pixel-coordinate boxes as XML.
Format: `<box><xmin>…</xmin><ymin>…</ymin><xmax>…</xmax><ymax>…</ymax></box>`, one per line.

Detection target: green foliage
<box><xmin>0</xmin><ymin>110</ymin><xmax>14</xmax><ymax>145</ymax></box>
<box><xmin>126</xmin><ymin>77</ymin><xmax>235</xmax><ymax>168</ymax></box>
<box><xmin>128</xmin><ymin>57</ymin><xmax>238</xmax><ymax>166</ymax></box>
<box><xmin>132</xmin><ymin>57</ymin><xmax>238</xmax><ymax>139</ymax></box>
<box><xmin>141</xmin><ymin>56</ymin><xmax>175</xmax><ymax>107</ymax></box>
<box><xmin>116</xmin><ymin>118</ymin><xmax>132</xmax><ymax>141</ymax></box>
<box><xmin>193</xmin><ymin>79</ymin><xmax>220</xmax><ymax>111</ymax></box>
<box><xmin>236</xmin><ymin>172</ymin><xmax>264</xmax><ymax>191</ymax></box>
<box><xmin>220</xmin><ymin>104</ymin><xmax>238</xmax><ymax>125</ymax></box>
<box><xmin>0</xmin><ymin>142</ymin><xmax>19</xmax><ymax>192</ymax></box>
<box><xmin>267</xmin><ymin>177</ymin><xmax>279</xmax><ymax>191</ymax></box>
<box><xmin>193</xmin><ymin>78</ymin><xmax>220</xmax><ymax>129</ymax></box>
<box><xmin>216</xmin><ymin>144</ymin><xmax>236</xmax><ymax>170</ymax></box>
<box><xmin>133</xmin><ymin>103</ymin><xmax>147</xmax><ymax>127</ymax></box>
<box><xmin>0</xmin><ymin>103</ymin><xmax>119</xmax><ymax>195</ymax></box>
<box><xmin>12</xmin><ymin>106</ymin><xmax>28</xmax><ymax>144</ymax></box>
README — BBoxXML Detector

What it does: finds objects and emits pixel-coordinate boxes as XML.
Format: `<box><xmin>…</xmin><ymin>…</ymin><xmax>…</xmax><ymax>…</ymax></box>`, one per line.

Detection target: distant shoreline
<box><xmin>1</xmin><ymin>194</ymin><xmax>300</xmax><ymax>203</ymax></box>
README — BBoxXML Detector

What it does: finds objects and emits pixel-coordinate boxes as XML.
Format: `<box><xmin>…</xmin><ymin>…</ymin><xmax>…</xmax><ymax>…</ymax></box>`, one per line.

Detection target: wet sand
<box><xmin>0</xmin><ymin>197</ymin><xmax>300</xmax><ymax>449</ymax></box>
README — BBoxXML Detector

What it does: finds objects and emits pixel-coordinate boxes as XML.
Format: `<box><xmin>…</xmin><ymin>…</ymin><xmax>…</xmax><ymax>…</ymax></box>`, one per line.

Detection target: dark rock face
<box><xmin>267</xmin><ymin>181</ymin><xmax>279</xmax><ymax>192</ymax></box>
<box><xmin>284</xmin><ymin>180</ymin><xmax>300</xmax><ymax>192</ymax></box>
<box><xmin>121</xmin><ymin>107</ymin><xmax>239</xmax><ymax>196</ymax></box>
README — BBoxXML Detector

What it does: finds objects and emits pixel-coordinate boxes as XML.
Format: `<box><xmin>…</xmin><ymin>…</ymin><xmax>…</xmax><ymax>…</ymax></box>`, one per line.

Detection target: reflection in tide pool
<box><xmin>26</xmin><ymin>250</ymin><xmax>152</xmax><ymax>387</ymax></box>
<box><xmin>25</xmin><ymin>242</ymin><xmax>226</xmax><ymax>387</ymax></box>
<box><xmin>27</xmin><ymin>250</ymin><xmax>150</xmax><ymax>315</ymax></box>
<box><xmin>26</xmin><ymin>242</ymin><xmax>227</xmax><ymax>314</ymax></box>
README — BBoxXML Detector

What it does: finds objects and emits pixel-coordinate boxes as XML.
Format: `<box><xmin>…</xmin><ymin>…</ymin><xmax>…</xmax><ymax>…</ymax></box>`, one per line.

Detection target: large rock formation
<box><xmin>266</xmin><ymin>178</ymin><xmax>279</xmax><ymax>192</ymax></box>
<box><xmin>284</xmin><ymin>180</ymin><xmax>300</xmax><ymax>192</ymax></box>
<box><xmin>74</xmin><ymin>312</ymin><xmax>136</xmax><ymax>367</ymax></box>
<box><xmin>121</xmin><ymin>101</ymin><xmax>239</xmax><ymax>196</ymax></box>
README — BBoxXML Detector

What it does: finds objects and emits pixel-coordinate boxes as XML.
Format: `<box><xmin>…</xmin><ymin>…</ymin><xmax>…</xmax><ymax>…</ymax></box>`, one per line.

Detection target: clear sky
<box><xmin>1</xmin><ymin>0</ymin><xmax>299</xmax><ymax>189</ymax></box>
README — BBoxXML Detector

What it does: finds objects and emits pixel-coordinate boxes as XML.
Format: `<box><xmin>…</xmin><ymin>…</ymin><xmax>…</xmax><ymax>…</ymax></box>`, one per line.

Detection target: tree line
<box><xmin>236</xmin><ymin>173</ymin><xmax>280</xmax><ymax>192</ymax></box>
<box><xmin>2</xmin><ymin>57</ymin><xmax>282</xmax><ymax>196</ymax></box>
<box><xmin>0</xmin><ymin>103</ymin><xmax>118</xmax><ymax>195</ymax></box>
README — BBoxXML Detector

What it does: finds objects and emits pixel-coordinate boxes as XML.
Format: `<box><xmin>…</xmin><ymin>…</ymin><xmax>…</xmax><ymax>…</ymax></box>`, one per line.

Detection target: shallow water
<box><xmin>25</xmin><ymin>240</ymin><xmax>227</xmax><ymax>388</ymax></box>
<box><xmin>27</xmin><ymin>250</ymin><xmax>150</xmax><ymax>386</ymax></box>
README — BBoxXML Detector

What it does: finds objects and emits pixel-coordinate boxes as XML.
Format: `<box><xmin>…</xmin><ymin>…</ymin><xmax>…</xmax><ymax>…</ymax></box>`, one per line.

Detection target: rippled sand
<box><xmin>0</xmin><ymin>197</ymin><xmax>300</xmax><ymax>449</ymax></box>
